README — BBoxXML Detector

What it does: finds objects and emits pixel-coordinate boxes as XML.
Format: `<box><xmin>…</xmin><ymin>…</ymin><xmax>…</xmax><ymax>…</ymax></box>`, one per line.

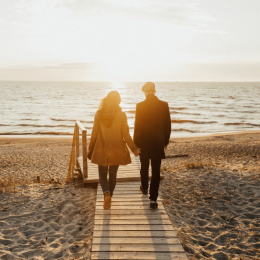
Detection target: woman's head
<box><xmin>98</xmin><ymin>91</ymin><xmax>121</xmax><ymax>127</ymax></box>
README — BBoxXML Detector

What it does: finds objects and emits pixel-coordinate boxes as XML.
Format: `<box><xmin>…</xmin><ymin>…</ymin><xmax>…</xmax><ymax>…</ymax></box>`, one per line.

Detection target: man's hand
<box><xmin>134</xmin><ymin>148</ymin><xmax>141</xmax><ymax>156</ymax></box>
<box><xmin>164</xmin><ymin>145</ymin><xmax>168</xmax><ymax>151</ymax></box>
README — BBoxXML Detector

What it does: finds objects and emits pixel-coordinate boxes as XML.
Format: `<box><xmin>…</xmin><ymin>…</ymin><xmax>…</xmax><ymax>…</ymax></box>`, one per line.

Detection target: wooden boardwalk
<box><xmin>91</xmin><ymin>181</ymin><xmax>188</xmax><ymax>260</ymax></box>
<box><xmin>78</xmin><ymin>154</ymin><xmax>151</xmax><ymax>183</ymax></box>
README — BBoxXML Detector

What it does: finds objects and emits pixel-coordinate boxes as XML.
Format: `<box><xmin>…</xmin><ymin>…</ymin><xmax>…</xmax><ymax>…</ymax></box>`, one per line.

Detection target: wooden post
<box><xmin>82</xmin><ymin>129</ymin><xmax>88</xmax><ymax>179</ymax></box>
<box><xmin>67</xmin><ymin>124</ymin><xmax>76</xmax><ymax>182</ymax></box>
<box><xmin>75</xmin><ymin>124</ymin><xmax>79</xmax><ymax>158</ymax></box>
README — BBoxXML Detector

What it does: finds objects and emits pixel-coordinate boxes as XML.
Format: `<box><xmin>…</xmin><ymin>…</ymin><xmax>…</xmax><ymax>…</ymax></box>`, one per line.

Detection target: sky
<box><xmin>0</xmin><ymin>0</ymin><xmax>259</xmax><ymax>81</ymax></box>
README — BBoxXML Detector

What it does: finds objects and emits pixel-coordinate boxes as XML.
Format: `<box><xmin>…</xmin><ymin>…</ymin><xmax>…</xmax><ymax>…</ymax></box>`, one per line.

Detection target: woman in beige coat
<box><xmin>88</xmin><ymin>91</ymin><xmax>140</xmax><ymax>209</ymax></box>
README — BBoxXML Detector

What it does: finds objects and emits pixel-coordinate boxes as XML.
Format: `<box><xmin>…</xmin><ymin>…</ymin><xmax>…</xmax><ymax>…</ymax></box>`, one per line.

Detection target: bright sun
<box><xmin>102</xmin><ymin>60</ymin><xmax>154</xmax><ymax>82</ymax></box>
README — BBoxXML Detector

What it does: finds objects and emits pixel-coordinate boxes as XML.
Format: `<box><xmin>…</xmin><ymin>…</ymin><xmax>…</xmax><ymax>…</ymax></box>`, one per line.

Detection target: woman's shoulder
<box><xmin>117</xmin><ymin>110</ymin><xmax>127</xmax><ymax>118</ymax></box>
<box><xmin>95</xmin><ymin>110</ymin><xmax>101</xmax><ymax>118</ymax></box>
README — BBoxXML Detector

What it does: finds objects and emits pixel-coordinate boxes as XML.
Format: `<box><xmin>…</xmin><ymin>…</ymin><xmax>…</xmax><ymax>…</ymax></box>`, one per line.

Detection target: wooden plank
<box><xmin>76</xmin><ymin>120</ymin><xmax>87</xmax><ymax>131</ymax></box>
<box><xmin>95</xmin><ymin>205</ymin><xmax>165</xmax><ymax>210</ymax></box>
<box><xmin>87</xmin><ymin>173</ymin><xmax>141</xmax><ymax>177</ymax></box>
<box><xmin>95</xmin><ymin>201</ymin><xmax>163</xmax><ymax>206</ymax></box>
<box><xmin>87</xmin><ymin>163</ymin><xmax>140</xmax><ymax>167</ymax></box>
<box><xmin>94</xmin><ymin>219</ymin><xmax>172</xmax><ymax>225</ymax></box>
<box><xmin>82</xmin><ymin>130</ymin><xmax>88</xmax><ymax>179</ymax></box>
<box><xmin>96</xmin><ymin>196</ymin><xmax>149</xmax><ymax>200</ymax></box>
<box><xmin>96</xmin><ymin>197</ymin><xmax>150</xmax><ymax>201</ymax></box>
<box><xmin>87</xmin><ymin>170</ymin><xmax>141</xmax><ymax>174</ymax></box>
<box><xmin>75</xmin><ymin>124</ymin><xmax>79</xmax><ymax>157</ymax></box>
<box><xmin>96</xmin><ymin>194</ymin><xmax>149</xmax><ymax>198</ymax></box>
<box><xmin>92</xmin><ymin>230</ymin><xmax>178</xmax><ymax>238</ymax></box>
<box><xmin>95</xmin><ymin>209</ymin><xmax>166</xmax><ymax>215</ymax></box>
<box><xmin>111</xmin><ymin>184</ymin><xmax>141</xmax><ymax>187</ymax></box>
<box><xmin>87</xmin><ymin>166</ymin><xmax>141</xmax><ymax>171</ymax></box>
<box><xmin>67</xmin><ymin>125</ymin><xmax>76</xmax><ymax>182</ymax></box>
<box><xmin>96</xmin><ymin>198</ymin><xmax>162</xmax><ymax>202</ymax></box>
<box><xmin>98</xmin><ymin>186</ymin><xmax>141</xmax><ymax>190</ymax></box>
<box><xmin>92</xmin><ymin>237</ymin><xmax>180</xmax><ymax>245</ymax></box>
<box><xmin>100</xmin><ymin>187</ymin><xmax>142</xmax><ymax>191</ymax></box>
<box><xmin>97</xmin><ymin>191</ymin><xmax>146</xmax><ymax>195</ymax></box>
<box><xmin>87</xmin><ymin>174</ymin><xmax>141</xmax><ymax>178</ymax></box>
<box><xmin>85</xmin><ymin>177</ymin><xmax>143</xmax><ymax>183</ymax></box>
<box><xmin>92</xmin><ymin>244</ymin><xmax>184</xmax><ymax>252</ymax></box>
<box><xmin>93</xmin><ymin>224</ymin><xmax>174</xmax><ymax>231</ymax></box>
<box><xmin>91</xmin><ymin>252</ymin><xmax>188</xmax><ymax>260</ymax></box>
<box><xmin>94</xmin><ymin>214</ymin><xmax>169</xmax><ymax>220</ymax></box>
<box><xmin>111</xmin><ymin>182</ymin><xmax>140</xmax><ymax>185</ymax></box>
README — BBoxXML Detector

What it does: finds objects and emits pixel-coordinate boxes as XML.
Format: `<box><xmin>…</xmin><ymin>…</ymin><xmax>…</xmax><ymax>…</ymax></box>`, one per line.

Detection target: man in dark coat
<box><xmin>134</xmin><ymin>82</ymin><xmax>171</xmax><ymax>208</ymax></box>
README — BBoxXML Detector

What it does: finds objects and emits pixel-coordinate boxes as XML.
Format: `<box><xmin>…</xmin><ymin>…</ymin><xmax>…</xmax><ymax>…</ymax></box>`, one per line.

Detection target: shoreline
<box><xmin>1</xmin><ymin>130</ymin><xmax>260</xmax><ymax>144</ymax></box>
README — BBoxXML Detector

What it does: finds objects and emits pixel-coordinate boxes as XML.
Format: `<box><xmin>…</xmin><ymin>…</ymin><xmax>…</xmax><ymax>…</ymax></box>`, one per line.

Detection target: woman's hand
<box><xmin>134</xmin><ymin>148</ymin><xmax>141</xmax><ymax>156</ymax></box>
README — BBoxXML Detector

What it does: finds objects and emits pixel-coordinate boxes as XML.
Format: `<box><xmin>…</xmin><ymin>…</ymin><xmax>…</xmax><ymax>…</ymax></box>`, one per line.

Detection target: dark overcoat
<box><xmin>133</xmin><ymin>94</ymin><xmax>171</xmax><ymax>159</ymax></box>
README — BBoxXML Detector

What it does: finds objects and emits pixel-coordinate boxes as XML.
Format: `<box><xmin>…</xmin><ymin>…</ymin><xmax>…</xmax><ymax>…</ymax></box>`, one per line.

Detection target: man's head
<box><xmin>142</xmin><ymin>82</ymin><xmax>156</xmax><ymax>96</ymax></box>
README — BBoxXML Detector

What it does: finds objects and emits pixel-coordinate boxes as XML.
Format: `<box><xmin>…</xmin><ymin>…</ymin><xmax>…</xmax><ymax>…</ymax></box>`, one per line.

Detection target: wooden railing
<box><xmin>67</xmin><ymin>121</ymin><xmax>88</xmax><ymax>182</ymax></box>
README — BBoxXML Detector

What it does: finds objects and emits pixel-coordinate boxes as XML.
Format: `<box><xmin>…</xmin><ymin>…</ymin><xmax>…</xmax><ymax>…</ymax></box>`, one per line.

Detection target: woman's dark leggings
<box><xmin>98</xmin><ymin>165</ymin><xmax>119</xmax><ymax>197</ymax></box>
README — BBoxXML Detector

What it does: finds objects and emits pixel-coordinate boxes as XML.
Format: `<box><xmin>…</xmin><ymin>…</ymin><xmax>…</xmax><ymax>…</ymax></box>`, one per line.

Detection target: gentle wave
<box><xmin>173</xmin><ymin>111</ymin><xmax>201</xmax><ymax>116</ymax></box>
<box><xmin>173</xmin><ymin>128</ymin><xmax>200</xmax><ymax>133</ymax></box>
<box><xmin>0</xmin><ymin>132</ymin><xmax>74</xmax><ymax>135</ymax></box>
<box><xmin>17</xmin><ymin>124</ymin><xmax>74</xmax><ymax>128</ymax></box>
<box><xmin>51</xmin><ymin>118</ymin><xmax>94</xmax><ymax>123</ymax></box>
<box><xmin>225</xmin><ymin>122</ymin><xmax>260</xmax><ymax>127</ymax></box>
<box><xmin>125</xmin><ymin>110</ymin><xmax>135</xmax><ymax>114</ymax></box>
<box><xmin>171</xmin><ymin>120</ymin><xmax>217</xmax><ymax>124</ymax></box>
<box><xmin>169</xmin><ymin>107</ymin><xmax>187</xmax><ymax>110</ymax></box>
<box><xmin>15</xmin><ymin>124</ymin><xmax>94</xmax><ymax>130</ymax></box>
<box><xmin>125</xmin><ymin>110</ymin><xmax>201</xmax><ymax>116</ymax></box>
<box><xmin>21</xmin><ymin>119</ymin><xmax>39</xmax><ymax>121</ymax></box>
<box><xmin>125</xmin><ymin>109</ymin><xmax>200</xmax><ymax>116</ymax></box>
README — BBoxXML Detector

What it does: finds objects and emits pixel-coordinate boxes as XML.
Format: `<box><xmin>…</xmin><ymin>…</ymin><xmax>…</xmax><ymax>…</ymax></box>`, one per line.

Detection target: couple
<box><xmin>88</xmin><ymin>82</ymin><xmax>171</xmax><ymax>210</ymax></box>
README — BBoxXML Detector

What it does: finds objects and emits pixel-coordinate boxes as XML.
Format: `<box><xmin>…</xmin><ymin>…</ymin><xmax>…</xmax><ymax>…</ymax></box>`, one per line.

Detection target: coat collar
<box><xmin>145</xmin><ymin>94</ymin><xmax>157</xmax><ymax>100</ymax></box>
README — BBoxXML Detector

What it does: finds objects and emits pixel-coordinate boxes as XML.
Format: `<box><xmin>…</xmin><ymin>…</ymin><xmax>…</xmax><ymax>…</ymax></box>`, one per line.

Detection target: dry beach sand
<box><xmin>160</xmin><ymin>131</ymin><xmax>260</xmax><ymax>260</ymax></box>
<box><xmin>0</xmin><ymin>132</ymin><xmax>260</xmax><ymax>259</ymax></box>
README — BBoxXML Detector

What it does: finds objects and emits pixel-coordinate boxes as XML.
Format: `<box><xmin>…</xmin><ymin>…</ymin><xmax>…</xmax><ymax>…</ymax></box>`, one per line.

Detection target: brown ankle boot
<box><xmin>103</xmin><ymin>192</ymin><xmax>111</xmax><ymax>210</ymax></box>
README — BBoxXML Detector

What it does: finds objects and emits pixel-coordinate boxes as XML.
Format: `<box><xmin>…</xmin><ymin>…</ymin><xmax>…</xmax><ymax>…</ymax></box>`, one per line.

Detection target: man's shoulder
<box><xmin>156</xmin><ymin>97</ymin><xmax>169</xmax><ymax>108</ymax></box>
<box><xmin>136</xmin><ymin>100</ymin><xmax>145</xmax><ymax>108</ymax></box>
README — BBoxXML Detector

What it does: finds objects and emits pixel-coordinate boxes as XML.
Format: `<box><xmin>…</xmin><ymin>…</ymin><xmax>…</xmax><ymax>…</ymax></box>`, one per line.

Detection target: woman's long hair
<box><xmin>98</xmin><ymin>91</ymin><xmax>122</xmax><ymax>127</ymax></box>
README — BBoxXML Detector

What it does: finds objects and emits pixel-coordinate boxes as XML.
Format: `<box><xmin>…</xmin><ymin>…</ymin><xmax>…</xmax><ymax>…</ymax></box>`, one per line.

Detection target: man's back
<box><xmin>134</xmin><ymin>94</ymin><xmax>171</xmax><ymax>159</ymax></box>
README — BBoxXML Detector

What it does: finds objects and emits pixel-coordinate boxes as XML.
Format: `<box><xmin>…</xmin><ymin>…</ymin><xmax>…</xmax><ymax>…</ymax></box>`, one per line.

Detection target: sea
<box><xmin>1</xmin><ymin>81</ymin><xmax>260</xmax><ymax>138</ymax></box>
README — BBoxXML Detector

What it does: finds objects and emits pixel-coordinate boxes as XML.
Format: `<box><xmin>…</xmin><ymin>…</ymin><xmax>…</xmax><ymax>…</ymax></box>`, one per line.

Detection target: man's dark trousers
<box><xmin>140</xmin><ymin>156</ymin><xmax>161</xmax><ymax>201</ymax></box>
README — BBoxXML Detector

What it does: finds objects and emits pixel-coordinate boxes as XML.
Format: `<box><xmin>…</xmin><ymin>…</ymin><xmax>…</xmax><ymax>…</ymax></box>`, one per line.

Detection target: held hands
<box><xmin>134</xmin><ymin>148</ymin><xmax>141</xmax><ymax>156</ymax></box>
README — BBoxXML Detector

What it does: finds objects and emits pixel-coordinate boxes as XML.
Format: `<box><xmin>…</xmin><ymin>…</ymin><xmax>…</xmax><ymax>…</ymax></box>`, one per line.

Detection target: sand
<box><xmin>0</xmin><ymin>132</ymin><xmax>260</xmax><ymax>259</ymax></box>
<box><xmin>160</xmin><ymin>131</ymin><xmax>260</xmax><ymax>259</ymax></box>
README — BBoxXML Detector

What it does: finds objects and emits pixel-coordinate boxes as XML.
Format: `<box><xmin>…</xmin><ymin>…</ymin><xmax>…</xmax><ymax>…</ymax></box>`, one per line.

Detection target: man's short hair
<box><xmin>142</xmin><ymin>82</ymin><xmax>155</xmax><ymax>92</ymax></box>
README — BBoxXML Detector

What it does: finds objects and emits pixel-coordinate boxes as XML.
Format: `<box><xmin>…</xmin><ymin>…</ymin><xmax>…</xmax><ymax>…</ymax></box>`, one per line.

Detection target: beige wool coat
<box><xmin>88</xmin><ymin>110</ymin><xmax>138</xmax><ymax>166</ymax></box>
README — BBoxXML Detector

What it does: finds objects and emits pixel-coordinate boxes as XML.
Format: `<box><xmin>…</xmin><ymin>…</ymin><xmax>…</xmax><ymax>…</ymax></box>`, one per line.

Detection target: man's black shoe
<box><xmin>140</xmin><ymin>185</ymin><xmax>148</xmax><ymax>195</ymax></box>
<box><xmin>150</xmin><ymin>200</ymin><xmax>158</xmax><ymax>209</ymax></box>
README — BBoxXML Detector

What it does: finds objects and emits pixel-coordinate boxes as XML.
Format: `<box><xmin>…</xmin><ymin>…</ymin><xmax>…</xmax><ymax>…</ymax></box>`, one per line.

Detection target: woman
<box><xmin>88</xmin><ymin>91</ymin><xmax>140</xmax><ymax>210</ymax></box>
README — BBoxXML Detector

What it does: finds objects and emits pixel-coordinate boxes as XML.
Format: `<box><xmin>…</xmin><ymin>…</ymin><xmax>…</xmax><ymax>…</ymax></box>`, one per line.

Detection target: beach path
<box><xmin>91</xmin><ymin>181</ymin><xmax>188</xmax><ymax>260</ymax></box>
<box><xmin>78</xmin><ymin>154</ymin><xmax>151</xmax><ymax>183</ymax></box>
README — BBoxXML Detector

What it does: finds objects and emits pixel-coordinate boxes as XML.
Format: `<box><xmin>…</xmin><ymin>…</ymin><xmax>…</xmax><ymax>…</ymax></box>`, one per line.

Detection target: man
<box><xmin>134</xmin><ymin>82</ymin><xmax>171</xmax><ymax>209</ymax></box>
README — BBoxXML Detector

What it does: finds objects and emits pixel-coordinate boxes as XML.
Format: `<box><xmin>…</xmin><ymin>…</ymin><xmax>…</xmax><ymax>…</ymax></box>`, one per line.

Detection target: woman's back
<box><xmin>89</xmin><ymin>109</ymin><xmax>137</xmax><ymax>166</ymax></box>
